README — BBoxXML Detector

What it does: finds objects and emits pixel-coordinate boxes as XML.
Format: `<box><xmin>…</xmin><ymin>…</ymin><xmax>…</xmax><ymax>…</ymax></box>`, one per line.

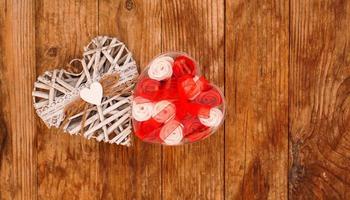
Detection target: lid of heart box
<box><xmin>131</xmin><ymin>52</ymin><xmax>226</xmax><ymax>145</ymax></box>
<box><xmin>32</xmin><ymin>36</ymin><xmax>138</xmax><ymax>146</ymax></box>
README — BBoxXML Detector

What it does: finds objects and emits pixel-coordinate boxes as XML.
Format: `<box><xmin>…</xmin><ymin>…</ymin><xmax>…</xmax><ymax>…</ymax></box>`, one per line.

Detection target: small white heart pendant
<box><xmin>80</xmin><ymin>82</ymin><xmax>103</xmax><ymax>105</ymax></box>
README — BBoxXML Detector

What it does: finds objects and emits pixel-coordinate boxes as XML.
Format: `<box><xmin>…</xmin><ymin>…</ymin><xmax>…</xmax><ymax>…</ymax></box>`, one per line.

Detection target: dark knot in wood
<box><xmin>47</xmin><ymin>47</ymin><xmax>58</xmax><ymax>57</ymax></box>
<box><xmin>125</xmin><ymin>0</ymin><xmax>134</xmax><ymax>11</ymax></box>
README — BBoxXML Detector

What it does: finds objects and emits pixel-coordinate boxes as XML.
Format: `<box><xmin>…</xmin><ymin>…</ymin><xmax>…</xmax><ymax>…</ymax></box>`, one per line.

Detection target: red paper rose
<box><xmin>173</xmin><ymin>56</ymin><xmax>196</xmax><ymax>77</ymax></box>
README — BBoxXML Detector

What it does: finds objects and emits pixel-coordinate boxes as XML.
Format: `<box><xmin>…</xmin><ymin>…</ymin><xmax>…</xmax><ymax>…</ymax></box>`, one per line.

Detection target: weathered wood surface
<box><xmin>289</xmin><ymin>0</ymin><xmax>350</xmax><ymax>199</ymax></box>
<box><xmin>0</xmin><ymin>0</ymin><xmax>37</xmax><ymax>199</ymax></box>
<box><xmin>225</xmin><ymin>0</ymin><xmax>289</xmax><ymax>199</ymax></box>
<box><xmin>0</xmin><ymin>0</ymin><xmax>349</xmax><ymax>199</ymax></box>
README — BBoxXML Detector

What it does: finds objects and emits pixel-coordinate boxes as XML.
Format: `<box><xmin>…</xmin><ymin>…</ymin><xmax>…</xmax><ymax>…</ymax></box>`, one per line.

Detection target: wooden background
<box><xmin>0</xmin><ymin>0</ymin><xmax>350</xmax><ymax>199</ymax></box>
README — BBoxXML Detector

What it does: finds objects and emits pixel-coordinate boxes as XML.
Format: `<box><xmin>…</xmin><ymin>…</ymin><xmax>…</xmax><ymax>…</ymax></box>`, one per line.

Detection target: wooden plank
<box><xmin>0</xmin><ymin>0</ymin><xmax>37</xmax><ymax>199</ymax></box>
<box><xmin>289</xmin><ymin>0</ymin><xmax>350</xmax><ymax>199</ymax></box>
<box><xmin>161</xmin><ymin>1</ymin><xmax>225</xmax><ymax>199</ymax></box>
<box><xmin>35</xmin><ymin>1</ymin><xmax>102</xmax><ymax>199</ymax></box>
<box><xmin>225</xmin><ymin>0</ymin><xmax>289</xmax><ymax>199</ymax></box>
<box><xmin>98</xmin><ymin>0</ymin><xmax>162</xmax><ymax>199</ymax></box>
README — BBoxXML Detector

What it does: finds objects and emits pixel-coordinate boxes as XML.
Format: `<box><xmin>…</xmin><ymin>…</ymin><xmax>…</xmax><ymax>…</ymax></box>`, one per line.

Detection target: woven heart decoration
<box><xmin>32</xmin><ymin>36</ymin><xmax>138</xmax><ymax>146</ymax></box>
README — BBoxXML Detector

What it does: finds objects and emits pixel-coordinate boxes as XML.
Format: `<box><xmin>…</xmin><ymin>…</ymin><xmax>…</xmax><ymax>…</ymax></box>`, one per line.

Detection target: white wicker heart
<box><xmin>32</xmin><ymin>36</ymin><xmax>138</xmax><ymax>146</ymax></box>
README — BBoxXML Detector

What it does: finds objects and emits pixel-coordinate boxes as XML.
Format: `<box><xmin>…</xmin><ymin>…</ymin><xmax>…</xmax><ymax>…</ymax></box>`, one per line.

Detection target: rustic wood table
<box><xmin>1</xmin><ymin>0</ymin><xmax>349</xmax><ymax>199</ymax></box>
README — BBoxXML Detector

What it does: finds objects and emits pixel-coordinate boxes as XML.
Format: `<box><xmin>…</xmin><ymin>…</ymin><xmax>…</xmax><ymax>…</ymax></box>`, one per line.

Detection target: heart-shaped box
<box><xmin>32</xmin><ymin>36</ymin><xmax>138</xmax><ymax>146</ymax></box>
<box><xmin>131</xmin><ymin>52</ymin><xmax>226</xmax><ymax>145</ymax></box>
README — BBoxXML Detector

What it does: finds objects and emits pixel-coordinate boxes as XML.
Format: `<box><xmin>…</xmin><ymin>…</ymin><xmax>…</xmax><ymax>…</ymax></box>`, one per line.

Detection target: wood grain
<box><xmin>225</xmin><ymin>0</ymin><xmax>289</xmax><ymax>199</ymax></box>
<box><xmin>161</xmin><ymin>1</ymin><xmax>225</xmax><ymax>199</ymax></box>
<box><xmin>2</xmin><ymin>0</ymin><xmax>350</xmax><ymax>199</ymax></box>
<box><xmin>289</xmin><ymin>0</ymin><xmax>350</xmax><ymax>199</ymax></box>
<box><xmin>0</xmin><ymin>0</ymin><xmax>37</xmax><ymax>199</ymax></box>
<box><xmin>98</xmin><ymin>0</ymin><xmax>162</xmax><ymax>199</ymax></box>
<box><xmin>35</xmin><ymin>1</ymin><xmax>101</xmax><ymax>199</ymax></box>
